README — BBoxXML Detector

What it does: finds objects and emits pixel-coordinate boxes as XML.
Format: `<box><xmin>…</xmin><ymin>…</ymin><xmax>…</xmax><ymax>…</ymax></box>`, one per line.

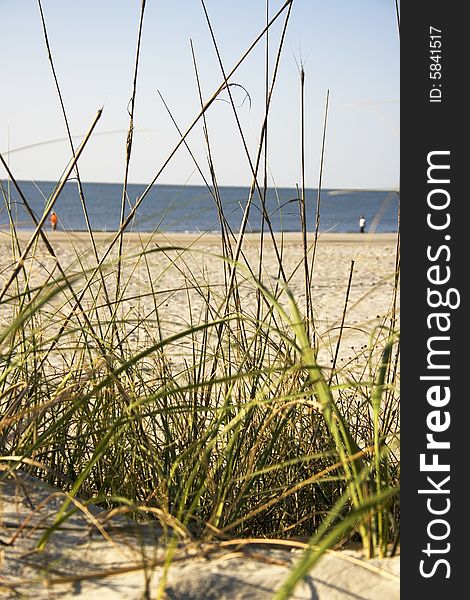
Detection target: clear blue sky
<box><xmin>1</xmin><ymin>0</ymin><xmax>399</xmax><ymax>189</ymax></box>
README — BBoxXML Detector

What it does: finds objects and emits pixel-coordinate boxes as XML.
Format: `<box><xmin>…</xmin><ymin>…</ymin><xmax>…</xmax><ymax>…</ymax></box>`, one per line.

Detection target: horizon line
<box><xmin>3</xmin><ymin>178</ymin><xmax>399</xmax><ymax>194</ymax></box>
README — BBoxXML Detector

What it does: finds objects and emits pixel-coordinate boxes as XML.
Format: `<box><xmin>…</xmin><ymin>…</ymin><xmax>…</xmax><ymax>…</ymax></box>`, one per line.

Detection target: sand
<box><xmin>0</xmin><ymin>230</ymin><xmax>399</xmax><ymax>368</ymax></box>
<box><xmin>0</xmin><ymin>470</ymin><xmax>400</xmax><ymax>599</ymax></box>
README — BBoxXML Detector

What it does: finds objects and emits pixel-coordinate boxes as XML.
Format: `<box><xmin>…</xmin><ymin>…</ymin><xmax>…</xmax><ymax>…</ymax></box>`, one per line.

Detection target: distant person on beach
<box><xmin>359</xmin><ymin>215</ymin><xmax>366</xmax><ymax>233</ymax></box>
<box><xmin>50</xmin><ymin>210</ymin><xmax>58</xmax><ymax>231</ymax></box>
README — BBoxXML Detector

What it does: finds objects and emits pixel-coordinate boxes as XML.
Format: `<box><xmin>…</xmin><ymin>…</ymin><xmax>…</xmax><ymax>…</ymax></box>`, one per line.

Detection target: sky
<box><xmin>0</xmin><ymin>0</ymin><xmax>399</xmax><ymax>189</ymax></box>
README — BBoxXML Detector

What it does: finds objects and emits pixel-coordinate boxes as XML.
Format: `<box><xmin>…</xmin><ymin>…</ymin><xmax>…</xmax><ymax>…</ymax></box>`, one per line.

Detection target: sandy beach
<box><xmin>0</xmin><ymin>230</ymin><xmax>399</xmax><ymax>368</ymax></box>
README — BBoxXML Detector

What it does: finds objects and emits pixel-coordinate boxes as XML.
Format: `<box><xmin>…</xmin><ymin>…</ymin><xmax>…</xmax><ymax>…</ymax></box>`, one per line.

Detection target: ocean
<box><xmin>0</xmin><ymin>181</ymin><xmax>399</xmax><ymax>234</ymax></box>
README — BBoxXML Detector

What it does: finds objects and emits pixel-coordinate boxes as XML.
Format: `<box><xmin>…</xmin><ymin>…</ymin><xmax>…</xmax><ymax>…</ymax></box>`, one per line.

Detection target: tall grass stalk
<box><xmin>298</xmin><ymin>66</ymin><xmax>311</xmax><ymax>340</ymax></box>
<box><xmin>115</xmin><ymin>0</ymin><xmax>147</xmax><ymax>343</ymax></box>
<box><xmin>37</xmin><ymin>0</ymin><xmax>105</xmax><ymax>286</ymax></box>
<box><xmin>309</xmin><ymin>88</ymin><xmax>330</xmax><ymax>344</ymax></box>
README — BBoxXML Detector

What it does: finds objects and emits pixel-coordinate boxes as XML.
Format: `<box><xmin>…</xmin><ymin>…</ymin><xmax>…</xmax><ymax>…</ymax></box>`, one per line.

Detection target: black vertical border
<box><xmin>401</xmin><ymin>3</ymin><xmax>466</xmax><ymax>597</ymax></box>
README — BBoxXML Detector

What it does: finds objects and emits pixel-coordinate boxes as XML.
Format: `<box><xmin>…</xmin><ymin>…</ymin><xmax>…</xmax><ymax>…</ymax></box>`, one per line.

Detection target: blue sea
<box><xmin>0</xmin><ymin>181</ymin><xmax>399</xmax><ymax>234</ymax></box>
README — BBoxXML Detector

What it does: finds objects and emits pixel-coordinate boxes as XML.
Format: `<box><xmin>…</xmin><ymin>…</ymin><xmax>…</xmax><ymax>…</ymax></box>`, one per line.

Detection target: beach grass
<box><xmin>0</xmin><ymin>0</ymin><xmax>399</xmax><ymax>596</ymax></box>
